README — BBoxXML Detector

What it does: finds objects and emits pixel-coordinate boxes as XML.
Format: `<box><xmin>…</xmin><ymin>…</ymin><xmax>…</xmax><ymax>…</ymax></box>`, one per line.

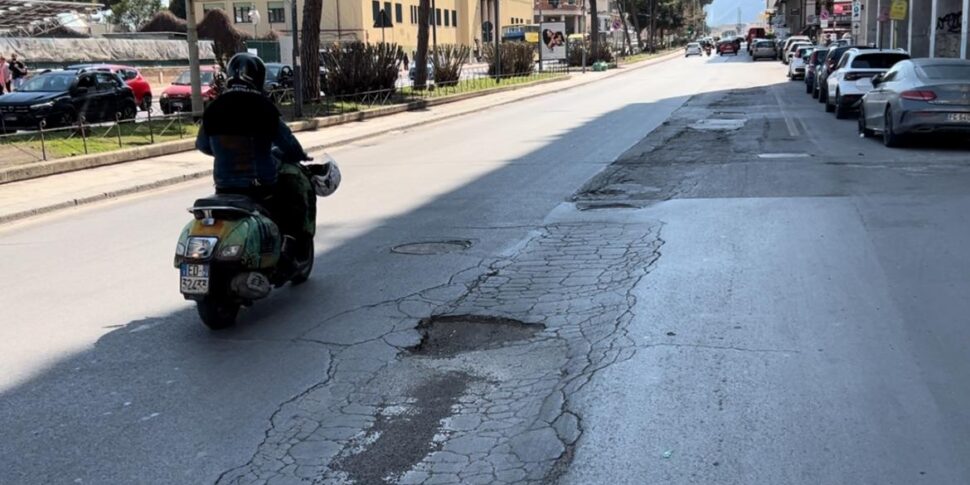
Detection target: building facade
<box><xmin>193</xmin><ymin>0</ymin><xmax>533</xmax><ymax>52</ymax></box>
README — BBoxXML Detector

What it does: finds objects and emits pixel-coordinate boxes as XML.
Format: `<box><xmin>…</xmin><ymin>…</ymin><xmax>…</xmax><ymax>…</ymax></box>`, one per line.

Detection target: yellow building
<box><xmin>194</xmin><ymin>0</ymin><xmax>534</xmax><ymax>52</ymax></box>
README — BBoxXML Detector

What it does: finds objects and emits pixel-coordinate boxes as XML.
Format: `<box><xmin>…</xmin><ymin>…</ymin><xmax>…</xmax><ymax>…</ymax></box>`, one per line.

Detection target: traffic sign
<box><xmin>820</xmin><ymin>8</ymin><xmax>830</xmax><ymax>21</ymax></box>
<box><xmin>889</xmin><ymin>0</ymin><xmax>907</xmax><ymax>20</ymax></box>
<box><xmin>852</xmin><ymin>0</ymin><xmax>862</xmax><ymax>20</ymax></box>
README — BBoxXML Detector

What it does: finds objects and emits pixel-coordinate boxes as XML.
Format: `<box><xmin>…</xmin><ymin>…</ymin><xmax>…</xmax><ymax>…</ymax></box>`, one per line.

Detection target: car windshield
<box><xmin>919</xmin><ymin>64</ymin><xmax>970</xmax><ymax>80</ymax></box>
<box><xmin>174</xmin><ymin>71</ymin><xmax>215</xmax><ymax>85</ymax></box>
<box><xmin>16</xmin><ymin>72</ymin><xmax>76</xmax><ymax>92</ymax></box>
<box><xmin>851</xmin><ymin>53</ymin><xmax>910</xmax><ymax>69</ymax></box>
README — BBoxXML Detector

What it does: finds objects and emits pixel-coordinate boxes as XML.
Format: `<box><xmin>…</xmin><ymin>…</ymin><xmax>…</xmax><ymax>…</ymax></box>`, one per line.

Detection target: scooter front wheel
<box><xmin>197</xmin><ymin>296</ymin><xmax>240</xmax><ymax>330</ymax></box>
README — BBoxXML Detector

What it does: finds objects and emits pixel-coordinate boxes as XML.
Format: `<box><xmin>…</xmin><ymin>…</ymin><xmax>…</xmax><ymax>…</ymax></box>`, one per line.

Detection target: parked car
<box><xmin>751</xmin><ymin>40</ymin><xmax>777</xmax><ymax>61</ymax></box>
<box><xmin>264</xmin><ymin>62</ymin><xmax>294</xmax><ymax>91</ymax></box>
<box><xmin>775</xmin><ymin>38</ymin><xmax>787</xmax><ymax>60</ymax></box>
<box><xmin>859</xmin><ymin>58</ymin><xmax>970</xmax><ymax>147</ymax></box>
<box><xmin>718</xmin><ymin>41</ymin><xmax>738</xmax><ymax>56</ymax></box>
<box><xmin>685</xmin><ymin>42</ymin><xmax>703</xmax><ymax>57</ymax></box>
<box><xmin>787</xmin><ymin>46</ymin><xmax>814</xmax><ymax>80</ymax></box>
<box><xmin>781</xmin><ymin>36</ymin><xmax>812</xmax><ymax>64</ymax></box>
<box><xmin>826</xmin><ymin>48</ymin><xmax>911</xmax><ymax>118</ymax></box>
<box><xmin>784</xmin><ymin>41</ymin><xmax>813</xmax><ymax>65</ymax></box>
<box><xmin>160</xmin><ymin>66</ymin><xmax>221</xmax><ymax>114</ymax></box>
<box><xmin>805</xmin><ymin>48</ymin><xmax>828</xmax><ymax>95</ymax></box>
<box><xmin>69</xmin><ymin>64</ymin><xmax>153</xmax><ymax>112</ymax></box>
<box><xmin>0</xmin><ymin>69</ymin><xmax>137</xmax><ymax>132</ymax></box>
<box><xmin>816</xmin><ymin>44</ymin><xmax>869</xmax><ymax>104</ymax></box>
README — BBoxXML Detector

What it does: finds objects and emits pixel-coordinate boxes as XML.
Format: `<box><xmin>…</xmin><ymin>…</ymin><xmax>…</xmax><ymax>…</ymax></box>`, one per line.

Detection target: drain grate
<box><xmin>391</xmin><ymin>240</ymin><xmax>472</xmax><ymax>255</ymax></box>
<box><xmin>409</xmin><ymin>315</ymin><xmax>544</xmax><ymax>357</ymax></box>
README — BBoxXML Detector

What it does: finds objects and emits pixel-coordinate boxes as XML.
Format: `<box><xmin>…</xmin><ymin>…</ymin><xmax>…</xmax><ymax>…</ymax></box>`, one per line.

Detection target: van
<box><xmin>746</xmin><ymin>27</ymin><xmax>766</xmax><ymax>45</ymax></box>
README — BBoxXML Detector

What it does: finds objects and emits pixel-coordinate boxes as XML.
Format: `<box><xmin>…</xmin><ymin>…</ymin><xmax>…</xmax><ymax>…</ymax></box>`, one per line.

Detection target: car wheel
<box><xmin>825</xmin><ymin>91</ymin><xmax>835</xmax><ymax>113</ymax></box>
<box><xmin>140</xmin><ymin>94</ymin><xmax>152</xmax><ymax>112</ymax></box>
<box><xmin>883</xmin><ymin>107</ymin><xmax>904</xmax><ymax>148</ymax></box>
<box><xmin>48</xmin><ymin>109</ymin><xmax>76</xmax><ymax>129</ymax></box>
<box><xmin>120</xmin><ymin>101</ymin><xmax>137</xmax><ymax>121</ymax></box>
<box><xmin>834</xmin><ymin>92</ymin><xmax>848</xmax><ymax>119</ymax></box>
<box><xmin>805</xmin><ymin>81</ymin><xmax>812</xmax><ymax>94</ymax></box>
<box><xmin>858</xmin><ymin>107</ymin><xmax>875</xmax><ymax>137</ymax></box>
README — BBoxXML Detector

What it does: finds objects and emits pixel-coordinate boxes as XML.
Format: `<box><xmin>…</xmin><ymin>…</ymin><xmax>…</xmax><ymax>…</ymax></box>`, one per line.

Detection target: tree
<box><xmin>301</xmin><ymin>0</ymin><xmax>323</xmax><ymax>100</ymax></box>
<box><xmin>589</xmin><ymin>0</ymin><xmax>599</xmax><ymax>54</ymax></box>
<box><xmin>111</xmin><ymin>0</ymin><xmax>162</xmax><ymax>31</ymax></box>
<box><xmin>413</xmin><ymin>0</ymin><xmax>430</xmax><ymax>89</ymax></box>
<box><xmin>167</xmin><ymin>0</ymin><xmax>186</xmax><ymax>20</ymax></box>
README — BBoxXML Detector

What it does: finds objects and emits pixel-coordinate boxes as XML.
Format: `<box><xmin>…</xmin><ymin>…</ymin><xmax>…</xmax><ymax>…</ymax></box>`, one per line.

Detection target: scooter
<box><xmin>704</xmin><ymin>45</ymin><xmax>712</xmax><ymax>56</ymax></box>
<box><xmin>174</xmin><ymin>151</ymin><xmax>340</xmax><ymax>329</ymax></box>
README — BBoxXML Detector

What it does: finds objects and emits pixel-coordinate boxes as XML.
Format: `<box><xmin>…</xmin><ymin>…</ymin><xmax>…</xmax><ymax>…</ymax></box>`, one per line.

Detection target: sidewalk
<box><xmin>0</xmin><ymin>51</ymin><xmax>680</xmax><ymax>224</ymax></box>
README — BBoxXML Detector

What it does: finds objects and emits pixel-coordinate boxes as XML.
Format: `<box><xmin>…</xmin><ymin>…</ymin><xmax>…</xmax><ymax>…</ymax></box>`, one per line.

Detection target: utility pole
<box><xmin>290</xmin><ymin>0</ymin><xmax>302</xmax><ymax>118</ymax></box>
<box><xmin>432</xmin><ymin>0</ymin><xmax>438</xmax><ymax>53</ymax></box>
<box><xmin>184</xmin><ymin>0</ymin><xmax>203</xmax><ymax>115</ymax></box>
<box><xmin>494</xmin><ymin>0</ymin><xmax>501</xmax><ymax>80</ymax></box>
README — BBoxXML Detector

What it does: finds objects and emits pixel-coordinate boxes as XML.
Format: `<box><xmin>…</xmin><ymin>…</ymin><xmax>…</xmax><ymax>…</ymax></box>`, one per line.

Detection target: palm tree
<box><xmin>414</xmin><ymin>0</ymin><xmax>431</xmax><ymax>89</ymax></box>
<box><xmin>301</xmin><ymin>0</ymin><xmax>322</xmax><ymax>100</ymax></box>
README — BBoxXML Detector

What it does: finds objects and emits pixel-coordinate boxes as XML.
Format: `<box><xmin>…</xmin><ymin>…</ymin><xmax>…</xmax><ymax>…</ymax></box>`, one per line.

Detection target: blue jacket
<box><xmin>195</xmin><ymin>90</ymin><xmax>306</xmax><ymax>189</ymax></box>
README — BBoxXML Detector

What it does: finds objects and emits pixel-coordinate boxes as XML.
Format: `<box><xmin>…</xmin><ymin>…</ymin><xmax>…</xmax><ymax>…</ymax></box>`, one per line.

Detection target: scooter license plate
<box><xmin>180</xmin><ymin>263</ymin><xmax>210</xmax><ymax>295</ymax></box>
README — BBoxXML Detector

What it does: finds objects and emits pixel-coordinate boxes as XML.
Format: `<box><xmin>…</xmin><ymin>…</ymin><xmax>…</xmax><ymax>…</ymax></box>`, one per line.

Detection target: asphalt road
<box><xmin>2</xmin><ymin>51</ymin><xmax>970</xmax><ymax>484</ymax></box>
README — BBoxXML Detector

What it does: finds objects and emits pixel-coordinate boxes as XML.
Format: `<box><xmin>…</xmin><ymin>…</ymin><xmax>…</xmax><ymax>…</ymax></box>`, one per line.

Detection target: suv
<box><xmin>0</xmin><ymin>69</ymin><xmax>137</xmax><ymax>132</ymax></box>
<box><xmin>825</xmin><ymin>48</ymin><xmax>911</xmax><ymax>118</ymax></box>
<box><xmin>69</xmin><ymin>64</ymin><xmax>153</xmax><ymax>112</ymax></box>
<box><xmin>816</xmin><ymin>44</ymin><xmax>869</xmax><ymax>103</ymax></box>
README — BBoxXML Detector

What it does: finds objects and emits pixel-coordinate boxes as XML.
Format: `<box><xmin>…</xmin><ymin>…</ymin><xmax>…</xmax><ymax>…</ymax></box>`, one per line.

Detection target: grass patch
<box><xmin>401</xmin><ymin>72</ymin><xmax>566</xmax><ymax>97</ymax></box>
<box><xmin>0</xmin><ymin>118</ymin><xmax>198</xmax><ymax>165</ymax></box>
<box><xmin>616</xmin><ymin>48</ymin><xmax>679</xmax><ymax>65</ymax></box>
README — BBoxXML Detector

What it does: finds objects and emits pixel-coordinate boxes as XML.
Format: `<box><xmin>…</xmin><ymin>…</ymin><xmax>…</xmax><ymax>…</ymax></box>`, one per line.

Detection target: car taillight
<box><xmin>844</xmin><ymin>73</ymin><xmax>863</xmax><ymax>81</ymax></box>
<box><xmin>900</xmin><ymin>90</ymin><xmax>937</xmax><ymax>101</ymax></box>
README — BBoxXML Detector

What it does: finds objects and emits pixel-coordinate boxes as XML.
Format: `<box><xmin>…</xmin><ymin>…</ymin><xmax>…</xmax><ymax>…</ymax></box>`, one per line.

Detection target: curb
<box><xmin>0</xmin><ymin>51</ymin><xmax>681</xmax><ymax>225</ymax></box>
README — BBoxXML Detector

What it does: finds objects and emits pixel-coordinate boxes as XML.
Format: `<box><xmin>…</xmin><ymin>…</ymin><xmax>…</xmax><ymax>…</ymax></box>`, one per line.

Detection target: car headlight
<box><xmin>186</xmin><ymin>237</ymin><xmax>218</xmax><ymax>259</ymax></box>
<box><xmin>30</xmin><ymin>102</ymin><xmax>54</xmax><ymax>110</ymax></box>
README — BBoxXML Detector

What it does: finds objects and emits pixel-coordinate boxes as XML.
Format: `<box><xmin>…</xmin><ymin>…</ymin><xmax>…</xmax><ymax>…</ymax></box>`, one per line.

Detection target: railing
<box><xmin>0</xmin><ymin>109</ymin><xmax>198</xmax><ymax>168</ymax></box>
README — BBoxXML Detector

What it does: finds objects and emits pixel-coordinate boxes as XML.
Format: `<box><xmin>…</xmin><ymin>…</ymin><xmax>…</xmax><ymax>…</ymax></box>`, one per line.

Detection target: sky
<box><xmin>706</xmin><ymin>0</ymin><xmax>768</xmax><ymax>27</ymax></box>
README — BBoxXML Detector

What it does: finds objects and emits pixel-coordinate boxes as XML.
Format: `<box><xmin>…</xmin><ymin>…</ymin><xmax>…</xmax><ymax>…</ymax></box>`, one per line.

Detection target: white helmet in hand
<box><xmin>307</xmin><ymin>153</ymin><xmax>341</xmax><ymax>197</ymax></box>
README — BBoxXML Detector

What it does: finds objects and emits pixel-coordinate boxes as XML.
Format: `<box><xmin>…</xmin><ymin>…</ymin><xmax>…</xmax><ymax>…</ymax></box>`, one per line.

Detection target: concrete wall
<box><xmin>864</xmin><ymin>0</ymin><xmax>968</xmax><ymax>58</ymax></box>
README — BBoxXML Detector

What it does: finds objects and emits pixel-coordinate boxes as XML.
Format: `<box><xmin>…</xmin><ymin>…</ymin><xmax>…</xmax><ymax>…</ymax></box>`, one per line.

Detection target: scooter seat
<box><xmin>191</xmin><ymin>194</ymin><xmax>268</xmax><ymax>219</ymax></box>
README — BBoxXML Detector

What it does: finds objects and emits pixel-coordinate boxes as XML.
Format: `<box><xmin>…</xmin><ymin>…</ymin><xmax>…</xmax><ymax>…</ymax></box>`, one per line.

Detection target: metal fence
<box><xmin>0</xmin><ymin>110</ymin><xmax>198</xmax><ymax>168</ymax></box>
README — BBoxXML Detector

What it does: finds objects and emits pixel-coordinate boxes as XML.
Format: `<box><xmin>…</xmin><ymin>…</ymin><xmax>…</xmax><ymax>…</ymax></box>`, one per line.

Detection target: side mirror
<box><xmin>871</xmin><ymin>73</ymin><xmax>884</xmax><ymax>86</ymax></box>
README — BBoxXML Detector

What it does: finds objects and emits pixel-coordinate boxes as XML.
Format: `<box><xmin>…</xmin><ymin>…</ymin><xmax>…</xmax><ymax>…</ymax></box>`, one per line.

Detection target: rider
<box><xmin>195</xmin><ymin>53</ymin><xmax>314</xmax><ymax>269</ymax></box>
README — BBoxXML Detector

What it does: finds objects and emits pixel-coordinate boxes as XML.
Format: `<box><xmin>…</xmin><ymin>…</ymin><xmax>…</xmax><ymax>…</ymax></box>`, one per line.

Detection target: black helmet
<box><xmin>226</xmin><ymin>53</ymin><xmax>266</xmax><ymax>92</ymax></box>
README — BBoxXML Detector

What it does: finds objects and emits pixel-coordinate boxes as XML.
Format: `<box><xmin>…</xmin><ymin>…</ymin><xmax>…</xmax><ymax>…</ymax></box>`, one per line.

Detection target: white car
<box><xmin>685</xmin><ymin>42</ymin><xmax>702</xmax><ymax>57</ymax></box>
<box><xmin>787</xmin><ymin>46</ymin><xmax>814</xmax><ymax>80</ymax></box>
<box><xmin>825</xmin><ymin>48</ymin><xmax>911</xmax><ymax>119</ymax></box>
<box><xmin>781</xmin><ymin>36</ymin><xmax>811</xmax><ymax>64</ymax></box>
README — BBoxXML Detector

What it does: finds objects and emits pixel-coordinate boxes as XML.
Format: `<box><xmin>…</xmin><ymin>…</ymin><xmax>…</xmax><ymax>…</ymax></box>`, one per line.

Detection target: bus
<box><xmin>501</xmin><ymin>24</ymin><xmax>540</xmax><ymax>43</ymax></box>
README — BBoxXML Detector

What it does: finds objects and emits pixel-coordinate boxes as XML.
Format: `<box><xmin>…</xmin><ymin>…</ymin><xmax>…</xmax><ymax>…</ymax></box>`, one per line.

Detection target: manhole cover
<box><xmin>391</xmin><ymin>240</ymin><xmax>472</xmax><ymax>255</ymax></box>
<box><xmin>758</xmin><ymin>153</ymin><xmax>811</xmax><ymax>159</ymax></box>
<box><xmin>409</xmin><ymin>315</ymin><xmax>544</xmax><ymax>357</ymax></box>
<box><xmin>690</xmin><ymin>119</ymin><xmax>747</xmax><ymax>130</ymax></box>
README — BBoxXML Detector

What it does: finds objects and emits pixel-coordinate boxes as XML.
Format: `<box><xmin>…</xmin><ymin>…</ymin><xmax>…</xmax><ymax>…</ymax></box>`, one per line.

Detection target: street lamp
<box><xmin>249</xmin><ymin>8</ymin><xmax>261</xmax><ymax>39</ymax></box>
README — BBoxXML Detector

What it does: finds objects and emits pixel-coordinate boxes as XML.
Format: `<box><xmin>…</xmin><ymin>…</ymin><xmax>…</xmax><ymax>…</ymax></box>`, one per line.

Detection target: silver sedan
<box><xmin>859</xmin><ymin>58</ymin><xmax>970</xmax><ymax>147</ymax></box>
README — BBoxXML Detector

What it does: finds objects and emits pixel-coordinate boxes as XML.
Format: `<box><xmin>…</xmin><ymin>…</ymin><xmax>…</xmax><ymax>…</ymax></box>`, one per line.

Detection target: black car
<box><xmin>264</xmin><ymin>63</ymin><xmax>294</xmax><ymax>92</ymax></box>
<box><xmin>0</xmin><ymin>70</ymin><xmax>137</xmax><ymax>132</ymax></box>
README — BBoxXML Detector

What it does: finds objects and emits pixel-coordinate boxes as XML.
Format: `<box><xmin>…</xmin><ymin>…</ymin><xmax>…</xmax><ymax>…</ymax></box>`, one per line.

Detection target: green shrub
<box><xmin>567</xmin><ymin>41</ymin><xmax>614</xmax><ymax>66</ymax></box>
<box><xmin>432</xmin><ymin>44</ymin><xmax>471</xmax><ymax>86</ymax></box>
<box><xmin>482</xmin><ymin>42</ymin><xmax>535</xmax><ymax>77</ymax></box>
<box><xmin>320</xmin><ymin>42</ymin><xmax>402</xmax><ymax>95</ymax></box>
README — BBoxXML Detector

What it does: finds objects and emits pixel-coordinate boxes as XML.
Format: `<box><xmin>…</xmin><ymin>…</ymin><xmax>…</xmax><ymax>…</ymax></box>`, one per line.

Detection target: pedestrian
<box><xmin>9</xmin><ymin>54</ymin><xmax>27</xmax><ymax>91</ymax></box>
<box><xmin>402</xmin><ymin>53</ymin><xmax>409</xmax><ymax>72</ymax></box>
<box><xmin>0</xmin><ymin>55</ymin><xmax>8</xmax><ymax>95</ymax></box>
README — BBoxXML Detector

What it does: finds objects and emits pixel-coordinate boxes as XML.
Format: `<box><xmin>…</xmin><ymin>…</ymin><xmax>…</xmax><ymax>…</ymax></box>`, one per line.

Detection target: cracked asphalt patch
<box><xmin>216</xmin><ymin>218</ymin><xmax>664</xmax><ymax>484</ymax></box>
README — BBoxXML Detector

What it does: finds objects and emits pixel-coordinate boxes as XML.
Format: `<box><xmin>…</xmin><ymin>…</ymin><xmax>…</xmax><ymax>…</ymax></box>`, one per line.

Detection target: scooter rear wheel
<box><xmin>197</xmin><ymin>297</ymin><xmax>240</xmax><ymax>329</ymax></box>
<box><xmin>290</xmin><ymin>238</ymin><xmax>315</xmax><ymax>285</ymax></box>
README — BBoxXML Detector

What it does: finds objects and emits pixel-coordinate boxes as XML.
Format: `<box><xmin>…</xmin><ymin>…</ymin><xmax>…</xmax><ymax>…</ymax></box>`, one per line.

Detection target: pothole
<box><xmin>689</xmin><ymin>119</ymin><xmax>747</xmax><ymax>131</ymax></box>
<box><xmin>408</xmin><ymin>315</ymin><xmax>545</xmax><ymax>357</ymax></box>
<box><xmin>391</xmin><ymin>240</ymin><xmax>472</xmax><ymax>255</ymax></box>
<box><xmin>575</xmin><ymin>201</ymin><xmax>641</xmax><ymax>211</ymax></box>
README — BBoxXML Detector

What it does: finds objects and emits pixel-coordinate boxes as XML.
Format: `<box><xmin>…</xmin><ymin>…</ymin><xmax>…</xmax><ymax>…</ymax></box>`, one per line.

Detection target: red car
<box><xmin>718</xmin><ymin>42</ymin><xmax>738</xmax><ymax>56</ymax></box>
<box><xmin>160</xmin><ymin>66</ymin><xmax>221</xmax><ymax>115</ymax></box>
<box><xmin>68</xmin><ymin>64</ymin><xmax>154</xmax><ymax>112</ymax></box>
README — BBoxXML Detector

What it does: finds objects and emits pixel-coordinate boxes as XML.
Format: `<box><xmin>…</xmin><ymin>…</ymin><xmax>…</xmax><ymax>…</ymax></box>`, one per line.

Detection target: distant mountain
<box><xmin>706</xmin><ymin>0</ymin><xmax>768</xmax><ymax>27</ymax></box>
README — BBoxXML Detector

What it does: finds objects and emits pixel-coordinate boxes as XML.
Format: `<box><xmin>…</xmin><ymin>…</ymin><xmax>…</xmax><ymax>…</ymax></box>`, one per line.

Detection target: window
<box><xmin>920</xmin><ymin>64</ymin><xmax>970</xmax><ymax>79</ymax></box>
<box><xmin>410</xmin><ymin>5</ymin><xmax>416</xmax><ymax>24</ymax></box>
<box><xmin>372</xmin><ymin>0</ymin><xmax>380</xmax><ymax>23</ymax></box>
<box><xmin>202</xmin><ymin>3</ymin><xmax>224</xmax><ymax>14</ymax></box>
<box><xmin>233</xmin><ymin>3</ymin><xmax>253</xmax><ymax>23</ymax></box>
<box><xmin>384</xmin><ymin>2</ymin><xmax>392</xmax><ymax>24</ymax></box>
<box><xmin>95</xmin><ymin>72</ymin><xmax>120</xmax><ymax>91</ymax></box>
<box><xmin>267</xmin><ymin>2</ymin><xmax>285</xmax><ymax>23</ymax></box>
<box><xmin>452</xmin><ymin>10</ymin><xmax>457</xmax><ymax>27</ymax></box>
<box><xmin>444</xmin><ymin>10</ymin><xmax>449</xmax><ymax>26</ymax></box>
<box><xmin>435</xmin><ymin>8</ymin><xmax>441</xmax><ymax>25</ymax></box>
<box><xmin>851</xmin><ymin>53</ymin><xmax>910</xmax><ymax>69</ymax></box>
<box><xmin>395</xmin><ymin>3</ymin><xmax>403</xmax><ymax>23</ymax></box>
